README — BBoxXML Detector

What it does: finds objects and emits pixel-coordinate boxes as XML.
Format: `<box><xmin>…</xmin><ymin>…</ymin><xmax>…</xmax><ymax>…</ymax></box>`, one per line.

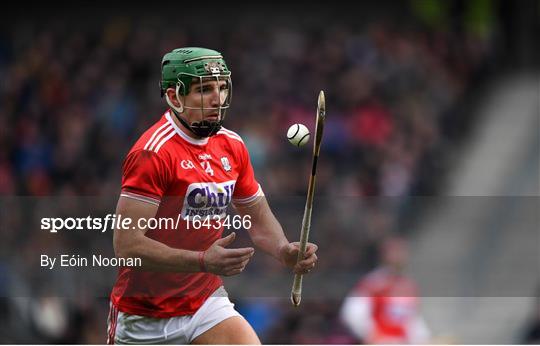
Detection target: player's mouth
<box><xmin>205</xmin><ymin>114</ymin><xmax>220</xmax><ymax>121</ymax></box>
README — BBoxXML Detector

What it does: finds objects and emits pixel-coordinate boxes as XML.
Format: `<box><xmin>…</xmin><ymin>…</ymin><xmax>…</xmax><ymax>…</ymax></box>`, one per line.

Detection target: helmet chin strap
<box><xmin>165</xmin><ymin>86</ymin><xmax>222</xmax><ymax>138</ymax></box>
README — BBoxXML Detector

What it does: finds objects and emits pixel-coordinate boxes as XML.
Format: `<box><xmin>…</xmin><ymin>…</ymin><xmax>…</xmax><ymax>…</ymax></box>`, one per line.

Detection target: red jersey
<box><xmin>358</xmin><ymin>268</ymin><xmax>419</xmax><ymax>343</ymax></box>
<box><xmin>110</xmin><ymin>110</ymin><xmax>262</xmax><ymax>318</ymax></box>
<box><xmin>341</xmin><ymin>267</ymin><xmax>430</xmax><ymax>344</ymax></box>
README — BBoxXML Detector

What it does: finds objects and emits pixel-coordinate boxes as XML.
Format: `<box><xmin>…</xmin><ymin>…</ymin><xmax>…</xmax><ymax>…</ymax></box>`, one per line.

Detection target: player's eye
<box><xmin>195</xmin><ymin>85</ymin><xmax>212</xmax><ymax>93</ymax></box>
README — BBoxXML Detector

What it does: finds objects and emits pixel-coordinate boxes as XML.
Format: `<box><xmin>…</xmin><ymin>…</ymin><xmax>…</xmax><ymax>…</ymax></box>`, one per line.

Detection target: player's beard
<box><xmin>188</xmin><ymin>117</ymin><xmax>223</xmax><ymax>138</ymax></box>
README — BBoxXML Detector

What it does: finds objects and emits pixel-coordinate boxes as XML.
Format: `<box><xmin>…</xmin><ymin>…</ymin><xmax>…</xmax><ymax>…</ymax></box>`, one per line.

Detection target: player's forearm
<box><xmin>115</xmin><ymin>232</ymin><xmax>201</xmax><ymax>272</ymax></box>
<box><xmin>113</xmin><ymin>196</ymin><xmax>203</xmax><ymax>272</ymax></box>
<box><xmin>236</xmin><ymin>198</ymin><xmax>289</xmax><ymax>261</ymax></box>
<box><xmin>249</xmin><ymin>219</ymin><xmax>289</xmax><ymax>261</ymax></box>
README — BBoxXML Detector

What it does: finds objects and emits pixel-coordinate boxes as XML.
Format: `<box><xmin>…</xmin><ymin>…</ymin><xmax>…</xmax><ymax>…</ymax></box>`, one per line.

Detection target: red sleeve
<box><xmin>120</xmin><ymin>150</ymin><xmax>171</xmax><ymax>206</ymax></box>
<box><xmin>233</xmin><ymin>142</ymin><xmax>262</xmax><ymax>206</ymax></box>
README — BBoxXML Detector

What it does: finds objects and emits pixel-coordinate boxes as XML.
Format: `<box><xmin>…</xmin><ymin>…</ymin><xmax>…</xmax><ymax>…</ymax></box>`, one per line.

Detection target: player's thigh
<box><xmin>191</xmin><ymin>316</ymin><xmax>260</xmax><ymax>345</ymax></box>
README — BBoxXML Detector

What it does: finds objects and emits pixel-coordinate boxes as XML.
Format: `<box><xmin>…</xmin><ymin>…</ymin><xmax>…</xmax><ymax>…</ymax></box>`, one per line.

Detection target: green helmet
<box><xmin>160</xmin><ymin>47</ymin><xmax>231</xmax><ymax>97</ymax></box>
<box><xmin>160</xmin><ymin>47</ymin><xmax>232</xmax><ymax>137</ymax></box>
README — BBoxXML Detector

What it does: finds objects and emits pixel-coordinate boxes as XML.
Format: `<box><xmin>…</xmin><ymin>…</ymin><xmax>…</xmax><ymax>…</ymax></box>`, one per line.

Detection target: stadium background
<box><xmin>0</xmin><ymin>0</ymin><xmax>538</xmax><ymax>343</ymax></box>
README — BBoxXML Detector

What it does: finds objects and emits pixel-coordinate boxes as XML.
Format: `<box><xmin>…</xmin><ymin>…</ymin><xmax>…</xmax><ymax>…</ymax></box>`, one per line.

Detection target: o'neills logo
<box><xmin>181</xmin><ymin>181</ymin><xmax>235</xmax><ymax>219</ymax></box>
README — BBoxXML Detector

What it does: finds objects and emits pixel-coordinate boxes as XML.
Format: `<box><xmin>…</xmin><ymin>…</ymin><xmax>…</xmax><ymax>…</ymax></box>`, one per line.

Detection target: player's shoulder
<box><xmin>129</xmin><ymin>112</ymin><xmax>178</xmax><ymax>156</ymax></box>
<box><xmin>215</xmin><ymin>127</ymin><xmax>245</xmax><ymax>144</ymax></box>
<box><xmin>356</xmin><ymin>267</ymin><xmax>389</xmax><ymax>292</ymax></box>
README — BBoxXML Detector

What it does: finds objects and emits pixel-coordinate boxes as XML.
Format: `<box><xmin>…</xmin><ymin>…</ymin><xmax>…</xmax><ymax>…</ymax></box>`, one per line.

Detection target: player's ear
<box><xmin>166</xmin><ymin>88</ymin><xmax>184</xmax><ymax>110</ymax></box>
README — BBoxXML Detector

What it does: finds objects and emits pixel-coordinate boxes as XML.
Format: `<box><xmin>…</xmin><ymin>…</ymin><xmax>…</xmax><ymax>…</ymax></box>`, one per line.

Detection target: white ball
<box><xmin>287</xmin><ymin>123</ymin><xmax>310</xmax><ymax>147</ymax></box>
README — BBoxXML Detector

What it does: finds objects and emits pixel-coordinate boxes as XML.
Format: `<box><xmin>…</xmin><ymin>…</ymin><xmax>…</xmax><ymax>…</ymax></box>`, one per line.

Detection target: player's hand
<box><xmin>203</xmin><ymin>232</ymin><xmax>255</xmax><ymax>276</ymax></box>
<box><xmin>279</xmin><ymin>242</ymin><xmax>318</xmax><ymax>275</ymax></box>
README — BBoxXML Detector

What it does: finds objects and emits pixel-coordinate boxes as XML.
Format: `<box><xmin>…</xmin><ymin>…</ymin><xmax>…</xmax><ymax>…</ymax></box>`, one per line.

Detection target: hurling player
<box><xmin>340</xmin><ymin>237</ymin><xmax>430</xmax><ymax>344</ymax></box>
<box><xmin>107</xmin><ymin>47</ymin><xmax>318</xmax><ymax>344</ymax></box>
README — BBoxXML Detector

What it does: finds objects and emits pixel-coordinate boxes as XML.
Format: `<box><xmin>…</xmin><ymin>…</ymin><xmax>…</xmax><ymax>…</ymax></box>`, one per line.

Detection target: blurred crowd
<box><xmin>0</xmin><ymin>2</ymin><xmax>498</xmax><ymax>343</ymax></box>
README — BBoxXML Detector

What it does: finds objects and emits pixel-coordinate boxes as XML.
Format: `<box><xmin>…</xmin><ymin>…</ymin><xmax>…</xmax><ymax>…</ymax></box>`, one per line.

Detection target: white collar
<box><xmin>165</xmin><ymin>110</ymin><xmax>209</xmax><ymax>146</ymax></box>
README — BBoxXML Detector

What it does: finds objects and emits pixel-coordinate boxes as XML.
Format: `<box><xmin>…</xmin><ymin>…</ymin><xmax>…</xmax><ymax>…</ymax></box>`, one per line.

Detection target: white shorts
<box><xmin>107</xmin><ymin>286</ymin><xmax>242</xmax><ymax>344</ymax></box>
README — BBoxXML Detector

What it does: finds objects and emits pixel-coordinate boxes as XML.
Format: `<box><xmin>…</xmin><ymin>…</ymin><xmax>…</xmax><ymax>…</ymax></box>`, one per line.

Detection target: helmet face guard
<box><xmin>160</xmin><ymin>48</ymin><xmax>233</xmax><ymax>138</ymax></box>
<box><xmin>176</xmin><ymin>74</ymin><xmax>232</xmax><ymax>137</ymax></box>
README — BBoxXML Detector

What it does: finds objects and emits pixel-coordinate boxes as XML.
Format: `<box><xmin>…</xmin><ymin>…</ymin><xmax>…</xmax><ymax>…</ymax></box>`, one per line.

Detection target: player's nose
<box><xmin>208</xmin><ymin>88</ymin><xmax>220</xmax><ymax>108</ymax></box>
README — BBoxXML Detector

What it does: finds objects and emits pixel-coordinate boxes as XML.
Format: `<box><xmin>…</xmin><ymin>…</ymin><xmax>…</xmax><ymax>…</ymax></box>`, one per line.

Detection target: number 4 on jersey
<box><xmin>201</xmin><ymin>161</ymin><xmax>214</xmax><ymax>176</ymax></box>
